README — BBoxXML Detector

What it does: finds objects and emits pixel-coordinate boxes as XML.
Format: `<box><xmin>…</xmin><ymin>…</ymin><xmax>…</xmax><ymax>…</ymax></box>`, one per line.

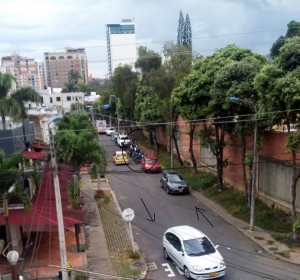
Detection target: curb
<box><xmin>106</xmin><ymin>176</ymin><xmax>149</xmax><ymax>279</ymax></box>
<box><xmin>190</xmin><ymin>189</ymin><xmax>300</xmax><ymax>265</ymax></box>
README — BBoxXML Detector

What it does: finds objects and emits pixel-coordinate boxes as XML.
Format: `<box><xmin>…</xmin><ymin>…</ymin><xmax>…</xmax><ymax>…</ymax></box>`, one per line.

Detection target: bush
<box><xmin>127</xmin><ymin>249</ymin><xmax>141</xmax><ymax>259</ymax></box>
<box><xmin>189</xmin><ymin>172</ymin><xmax>218</xmax><ymax>190</ymax></box>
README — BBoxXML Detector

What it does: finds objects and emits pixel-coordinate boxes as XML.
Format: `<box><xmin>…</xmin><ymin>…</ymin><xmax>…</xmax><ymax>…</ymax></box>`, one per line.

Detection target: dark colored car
<box><xmin>160</xmin><ymin>171</ymin><xmax>189</xmax><ymax>194</ymax></box>
<box><xmin>141</xmin><ymin>155</ymin><xmax>161</xmax><ymax>172</ymax></box>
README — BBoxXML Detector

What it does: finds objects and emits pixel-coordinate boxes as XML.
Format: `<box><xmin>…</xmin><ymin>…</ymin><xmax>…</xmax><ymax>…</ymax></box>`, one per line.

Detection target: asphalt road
<box><xmin>100</xmin><ymin>134</ymin><xmax>300</xmax><ymax>280</ymax></box>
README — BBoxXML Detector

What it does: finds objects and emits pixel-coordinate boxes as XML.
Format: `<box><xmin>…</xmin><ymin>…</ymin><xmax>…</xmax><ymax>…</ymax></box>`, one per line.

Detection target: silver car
<box><xmin>160</xmin><ymin>171</ymin><xmax>189</xmax><ymax>194</ymax></box>
<box><xmin>162</xmin><ymin>225</ymin><xmax>226</xmax><ymax>279</ymax></box>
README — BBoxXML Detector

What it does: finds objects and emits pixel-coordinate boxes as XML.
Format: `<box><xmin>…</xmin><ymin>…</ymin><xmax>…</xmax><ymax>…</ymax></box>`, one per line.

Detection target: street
<box><xmin>101</xmin><ymin>135</ymin><xmax>300</xmax><ymax>280</ymax></box>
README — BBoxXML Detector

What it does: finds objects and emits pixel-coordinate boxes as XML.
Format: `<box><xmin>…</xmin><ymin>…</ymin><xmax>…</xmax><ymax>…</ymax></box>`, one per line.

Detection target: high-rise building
<box><xmin>37</xmin><ymin>62</ymin><xmax>47</xmax><ymax>90</ymax></box>
<box><xmin>106</xmin><ymin>19</ymin><xmax>137</xmax><ymax>77</ymax></box>
<box><xmin>44</xmin><ymin>48</ymin><xmax>88</xmax><ymax>89</ymax></box>
<box><xmin>1</xmin><ymin>54</ymin><xmax>40</xmax><ymax>90</ymax></box>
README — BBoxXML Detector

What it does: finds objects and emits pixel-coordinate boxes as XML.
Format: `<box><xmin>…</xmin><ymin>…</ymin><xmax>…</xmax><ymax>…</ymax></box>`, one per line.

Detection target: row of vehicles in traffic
<box><xmin>104</xmin><ymin>126</ymin><xmax>191</xmax><ymax>195</ymax></box>
<box><xmin>100</xmin><ymin>122</ymin><xmax>226</xmax><ymax>279</ymax></box>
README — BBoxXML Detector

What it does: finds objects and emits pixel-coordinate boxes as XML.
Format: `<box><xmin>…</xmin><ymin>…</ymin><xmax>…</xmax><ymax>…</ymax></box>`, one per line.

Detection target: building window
<box><xmin>50</xmin><ymin>56</ymin><xmax>56</xmax><ymax>60</ymax></box>
<box><xmin>67</xmin><ymin>96</ymin><xmax>71</xmax><ymax>101</ymax></box>
<box><xmin>50</xmin><ymin>97</ymin><xmax>53</xmax><ymax>103</ymax></box>
<box><xmin>56</xmin><ymin>97</ymin><xmax>61</xmax><ymax>101</ymax></box>
<box><xmin>59</xmin><ymin>56</ymin><xmax>64</xmax><ymax>59</ymax></box>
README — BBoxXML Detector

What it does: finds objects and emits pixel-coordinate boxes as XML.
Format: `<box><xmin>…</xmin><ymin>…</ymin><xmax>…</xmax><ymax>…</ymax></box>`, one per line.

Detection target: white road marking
<box><xmin>162</xmin><ymin>263</ymin><xmax>176</xmax><ymax>277</ymax></box>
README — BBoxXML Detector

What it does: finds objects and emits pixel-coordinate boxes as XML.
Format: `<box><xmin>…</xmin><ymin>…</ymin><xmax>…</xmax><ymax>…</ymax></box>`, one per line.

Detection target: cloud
<box><xmin>1</xmin><ymin>0</ymin><xmax>300</xmax><ymax>78</ymax></box>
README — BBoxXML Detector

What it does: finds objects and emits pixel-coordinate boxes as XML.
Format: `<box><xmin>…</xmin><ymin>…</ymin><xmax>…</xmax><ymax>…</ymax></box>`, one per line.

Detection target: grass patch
<box><xmin>95</xmin><ymin>191</ymin><xmax>111</xmax><ymax>205</ymax></box>
<box><xmin>273</xmin><ymin>233</ymin><xmax>300</xmax><ymax>248</ymax></box>
<box><xmin>275</xmin><ymin>250</ymin><xmax>290</xmax><ymax>258</ymax></box>
<box><xmin>118</xmin><ymin>250</ymin><xmax>142</xmax><ymax>277</ymax></box>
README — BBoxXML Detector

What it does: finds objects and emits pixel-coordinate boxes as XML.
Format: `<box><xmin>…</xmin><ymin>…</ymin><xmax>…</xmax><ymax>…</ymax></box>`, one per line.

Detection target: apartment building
<box><xmin>106</xmin><ymin>19</ymin><xmax>137</xmax><ymax>77</ymax></box>
<box><xmin>44</xmin><ymin>48</ymin><xmax>88</xmax><ymax>89</ymax></box>
<box><xmin>1</xmin><ymin>54</ymin><xmax>41</xmax><ymax>90</ymax></box>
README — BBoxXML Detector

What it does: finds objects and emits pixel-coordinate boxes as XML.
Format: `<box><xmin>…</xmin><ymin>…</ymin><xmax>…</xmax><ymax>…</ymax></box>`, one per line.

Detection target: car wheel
<box><xmin>163</xmin><ymin>248</ymin><xmax>170</xmax><ymax>260</ymax></box>
<box><xmin>166</xmin><ymin>187</ymin><xmax>170</xmax><ymax>194</ymax></box>
<box><xmin>160</xmin><ymin>182</ymin><xmax>163</xmax><ymax>188</ymax></box>
<box><xmin>184</xmin><ymin>267</ymin><xmax>191</xmax><ymax>279</ymax></box>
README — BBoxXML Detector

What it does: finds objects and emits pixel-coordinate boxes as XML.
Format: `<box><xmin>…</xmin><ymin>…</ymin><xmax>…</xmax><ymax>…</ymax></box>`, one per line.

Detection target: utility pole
<box><xmin>229</xmin><ymin>97</ymin><xmax>258</xmax><ymax>231</ymax></box>
<box><xmin>48</xmin><ymin>118</ymin><xmax>68</xmax><ymax>280</ymax></box>
<box><xmin>250</xmin><ymin>105</ymin><xmax>258</xmax><ymax>231</ymax></box>
<box><xmin>170</xmin><ymin>105</ymin><xmax>173</xmax><ymax>170</ymax></box>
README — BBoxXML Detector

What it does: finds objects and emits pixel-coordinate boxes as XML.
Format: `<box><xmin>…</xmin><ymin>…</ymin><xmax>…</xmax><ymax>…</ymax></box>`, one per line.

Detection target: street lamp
<box><xmin>48</xmin><ymin>115</ymin><xmax>68</xmax><ymax>280</ymax></box>
<box><xmin>229</xmin><ymin>97</ymin><xmax>258</xmax><ymax>231</ymax></box>
<box><xmin>7</xmin><ymin>250</ymin><xmax>19</xmax><ymax>280</ymax></box>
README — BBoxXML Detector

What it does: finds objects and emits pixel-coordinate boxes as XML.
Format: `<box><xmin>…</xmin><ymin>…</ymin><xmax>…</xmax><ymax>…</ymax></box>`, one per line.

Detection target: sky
<box><xmin>1</xmin><ymin>0</ymin><xmax>300</xmax><ymax>79</ymax></box>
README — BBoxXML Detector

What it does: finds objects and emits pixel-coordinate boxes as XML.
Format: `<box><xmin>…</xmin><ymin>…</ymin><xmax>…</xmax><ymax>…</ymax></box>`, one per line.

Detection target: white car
<box><xmin>162</xmin><ymin>225</ymin><xmax>226</xmax><ymax>279</ymax></box>
<box><xmin>117</xmin><ymin>134</ymin><xmax>131</xmax><ymax>147</ymax></box>
<box><xmin>106</xmin><ymin>127</ymin><xmax>115</xmax><ymax>136</ymax></box>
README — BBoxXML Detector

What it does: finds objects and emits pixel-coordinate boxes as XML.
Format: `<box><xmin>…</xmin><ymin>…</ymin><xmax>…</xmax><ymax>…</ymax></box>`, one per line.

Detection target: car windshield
<box><xmin>121</xmin><ymin>136</ymin><xmax>129</xmax><ymax>140</ymax></box>
<box><xmin>168</xmin><ymin>174</ymin><xmax>184</xmax><ymax>182</ymax></box>
<box><xmin>183</xmin><ymin>237</ymin><xmax>216</xmax><ymax>256</ymax></box>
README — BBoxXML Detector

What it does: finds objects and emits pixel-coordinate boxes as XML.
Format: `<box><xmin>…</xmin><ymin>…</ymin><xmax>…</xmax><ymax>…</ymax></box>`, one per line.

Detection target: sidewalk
<box><xmin>81</xmin><ymin>172</ymin><xmax>147</xmax><ymax>279</ymax></box>
<box><xmin>190</xmin><ymin>189</ymin><xmax>300</xmax><ymax>265</ymax></box>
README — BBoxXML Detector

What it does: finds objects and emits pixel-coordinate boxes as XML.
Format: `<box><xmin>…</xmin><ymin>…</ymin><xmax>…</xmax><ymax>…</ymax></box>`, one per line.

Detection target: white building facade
<box><xmin>106</xmin><ymin>19</ymin><xmax>137</xmax><ymax>77</ymax></box>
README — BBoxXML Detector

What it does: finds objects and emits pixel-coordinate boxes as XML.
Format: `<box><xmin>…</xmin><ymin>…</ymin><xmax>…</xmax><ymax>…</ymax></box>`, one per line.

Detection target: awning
<box><xmin>0</xmin><ymin>164</ymin><xmax>85</xmax><ymax>231</ymax></box>
<box><xmin>23</xmin><ymin>150</ymin><xmax>47</xmax><ymax>160</ymax></box>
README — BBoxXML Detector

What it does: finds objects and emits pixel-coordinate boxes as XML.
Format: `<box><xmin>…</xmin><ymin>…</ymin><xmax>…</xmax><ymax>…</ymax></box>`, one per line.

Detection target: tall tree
<box><xmin>177</xmin><ymin>10</ymin><xmax>185</xmax><ymax>46</ymax></box>
<box><xmin>0</xmin><ymin>72</ymin><xmax>18</xmax><ymax>129</ymax></box>
<box><xmin>255</xmin><ymin>36</ymin><xmax>300</xmax><ymax>228</ymax></box>
<box><xmin>112</xmin><ymin>65</ymin><xmax>138</xmax><ymax>121</ymax></box>
<box><xmin>55</xmin><ymin>113</ymin><xmax>107</xmax><ymax>177</ymax></box>
<box><xmin>213</xmin><ymin>53</ymin><xmax>266</xmax><ymax>200</ymax></box>
<box><xmin>135</xmin><ymin>46</ymin><xmax>162</xmax><ymax>75</ymax></box>
<box><xmin>10</xmin><ymin>87</ymin><xmax>41</xmax><ymax>147</ymax></box>
<box><xmin>183</xmin><ymin>14</ymin><xmax>192</xmax><ymax>52</ymax></box>
<box><xmin>270</xmin><ymin>20</ymin><xmax>300</xmax><ymax>59</ymax></box>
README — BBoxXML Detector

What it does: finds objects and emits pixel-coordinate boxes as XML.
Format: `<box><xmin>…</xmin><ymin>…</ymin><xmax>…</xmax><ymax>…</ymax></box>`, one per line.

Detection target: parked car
<box><xmin>111</xmin><ymin>131</ymin><xmax>119</xmax><ymax>143</ymax></box>
<box><xmin>141</xmin><ymin>155</ymin><xmax>161</xmax><ymax>172</ymax></box>
<box><xmin>162</xmin><ymin>225</ymin><xmax>226</xmax><ymax>279</ymax></box>
<box><xmin>160</xmin><ymin>171</ymin><xmax>189</xmax><ymax>194</ymax></box>
<box><xmin>113</xmin><ymin>151</ymin><xmax>129</xmax><ymax>165</ymax></box>
<box><xmin>106</xmin><ymin>127</ymin><xmax>115</xmax><ymax>136</ymax></box>
<box><xmin>117</xmin><ymin>134</ymin><xmax>131</xmax><ymax>148</ymax></box>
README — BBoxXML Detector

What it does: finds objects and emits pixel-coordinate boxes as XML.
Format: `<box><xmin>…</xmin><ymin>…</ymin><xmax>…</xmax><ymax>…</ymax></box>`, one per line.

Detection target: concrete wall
<box><xmin>154</xmin><ymin>119</ymin><xmax>300</xmax><ymax>213</ymax></box>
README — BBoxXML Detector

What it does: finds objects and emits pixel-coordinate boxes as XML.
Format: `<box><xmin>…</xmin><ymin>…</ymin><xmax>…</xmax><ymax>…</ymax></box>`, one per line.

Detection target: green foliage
<box><xmin>0</xmin><ymin>151</ymin><xmax>24</xmax><ymax>192</ymax></box>
<box><xmin>270</xmin><ymin>20</ymin><xmax>300</xmax><ymax>59</ymax></box>
<box><xmin>292</xmin><ymin>217</ymin><xmax>300</xmax><ymax>237</ymax></box>
<box><xmin>55</xmin><ymin>113</ymin><xmax>107</xmax><ymax>175</ymax></box>
<box><xmin>68</xmin><ymin>176</ymin><xmax>81</xmax><ymax>209</ymax></box>
<box><xmin>188</xmin><ymin>172</ymin><xmax>218</xmax><ymax>190</ymax></box>
<box><xmin>183</xmin><ymin>14</ymin><xmax>192</xmax><ymax>52</ymax></box>
<box><xmin>112</xmin><ymin>65</ymin><xmax>138</xmax><ymax>120</ymax></box>
<box><xmin>277</xmin><ymin>36</ymin><xmax>300</xmax><ymax>72</ymax></box>
<box><xmin>135</xmin><ymin>46</ymin><xmax>162</xmax><ymax>74</ymax></box>
<box><xmin>287</xmin><ymin>134</ymin><xmax>300</xmax><ymax>153</ymax></box>
<box><xmin>177</xmin><ymin>10</ymin><xmax>185</xmax><ymax>46</ymax></box>
<box><xmin>127</xmin><ymin>249</ymin><xmax>141</xmax><ymax>260</ymax></box>
<box><xmin>62</xmin><ymin>70</ymin><xmax>81</xmax><ymax>92</ymax></box>
<box><xmin>134</xmin><ymin>85</ymin><xmax>163</xmax><ymax>122</ymax></box>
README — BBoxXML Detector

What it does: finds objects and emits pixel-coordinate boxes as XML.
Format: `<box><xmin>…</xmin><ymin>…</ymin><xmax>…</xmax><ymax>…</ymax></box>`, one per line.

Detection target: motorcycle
<box><xmin>133</xmin><ymin>151</ymin><xmax>144</xmax><ymax>164</ymax></box>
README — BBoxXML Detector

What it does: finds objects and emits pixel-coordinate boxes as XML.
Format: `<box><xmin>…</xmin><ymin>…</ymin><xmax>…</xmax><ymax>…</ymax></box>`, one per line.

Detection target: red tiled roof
<box><xmin>23</xmin><ymin>150</ymin><xmax>47</xmax><ymax>160</ymax></box>
<box><xmin>0</xmin><ymin>164</ymin><xmax>85</xmax><ymax>231</ymax></box>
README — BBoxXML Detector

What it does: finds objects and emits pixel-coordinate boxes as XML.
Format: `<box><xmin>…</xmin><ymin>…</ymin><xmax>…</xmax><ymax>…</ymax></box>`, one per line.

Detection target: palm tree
<box><xmin>0</xmin><ymin>72</ymin><xmax>17</xmax><ymax>129</ymax></box>
<box><xmin>10</xmin><ymin>87</ymin><xmax>41</xmax><ymax>147</ymax></box>
<box><xmin>0</xmin><ymin>150</ymin><xmax>31</xmax><ymax>248</ymax></box>
<box><xmin>68</xmin><ymin>69</ymin><xmax>81</xmax><ymax>85</ymax></box>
